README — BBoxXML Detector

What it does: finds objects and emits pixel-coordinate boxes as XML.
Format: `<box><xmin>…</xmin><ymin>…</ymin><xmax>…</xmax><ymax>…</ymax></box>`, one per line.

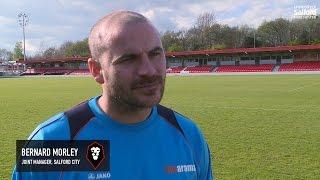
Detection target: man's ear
<box><xmin>88</xmin><ymin>58</ymin><xmax>104</xmax><ymax>84</ymax></box>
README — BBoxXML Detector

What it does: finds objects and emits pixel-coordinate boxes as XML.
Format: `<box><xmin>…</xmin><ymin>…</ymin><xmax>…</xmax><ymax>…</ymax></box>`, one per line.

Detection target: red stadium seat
<box><xmin>216</xmin><ymin>64</ymin><xmax>274</xmax><ymax>72</ymax></box>
<box><xmin>184</xmin><ymin>65</ymin><xmax>214</xmax><ymax>73</ymax></box>
<box><xmin>279</xmin><ymin>61</ymin><xmax>320</xmax><ymax>71</ymax></box>
<box><xmin>69</xmin><ymin>69</ymin><xmax>90</xmax><ymax>75</ymax></box>
<box><xmin>21</xmin><ymin>68</ymin><xmax>90</xmax><ymax>76</ymax></box>
<box><xmin>166</xmin><ymin>66</ymin><xmax>185</xmax><ymax>73</ymax></box>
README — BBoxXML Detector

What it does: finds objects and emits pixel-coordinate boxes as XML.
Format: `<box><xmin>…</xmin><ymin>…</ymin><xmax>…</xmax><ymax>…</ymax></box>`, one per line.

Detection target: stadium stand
<box><xmin>216</xmin><ymin>64</ymin><xmax>274</xmax><ymax>72</ymax></box>
<box><xmin>20</xmin><ymin>68</ymin><xmax>47</xmax><ymax>75</ymax></box>
<box><xmin>17</xmin><ymin>45</ymin><xmax>320</xmax><ymax>75</ymax></box>
<box><xmin>184</xmin><ymin>65</ymin><xmax>214</xmax><ymax>73</ymax></box>
<box><xmin>21</xmin><ymin>68</ymin><xmax>90</xmax><ymax>76</ymax></box>
<box><xmin>69</xmin><ymin>69</ymin><xmax>90</xmax><ymax>75</ymax></box>
<box><xmin>44</xmin><ymin>68</ymin><xmax>72</xmax><ymax>75</ymax></box>
<box><xmin>279</xmin><ymin>61</ymin><xmax>320</xmax><ymax>71</ymax></box>
<box><xmin>166</xmin><ymin>66</ymin><xmax>185</xmax><ymax>73</ymax></box>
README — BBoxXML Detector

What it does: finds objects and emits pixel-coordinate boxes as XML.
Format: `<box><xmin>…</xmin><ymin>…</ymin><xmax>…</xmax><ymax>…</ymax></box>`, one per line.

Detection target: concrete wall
<box><xmin>240</xmin><ymin>60</ymin><xmax>255</xmax><ymax>65</ymax></box>
<box><xmin>185</xmin><ymin>61</ymin><xmax>199</xmax><ymax>66</ymax></box>
<box><xmin>168</xmin><ymin>62</ymin><xmax>182</xmax><ymax>67</ymax></box>
<box><xmin>220</xmin><ymin>61</ymin><xmax>235</xmax><ymax>65</ymax></box>
<box><xmin>207</xmin><ymin>61</ymin><xmax>217</xmax><ymax>66</ymax></box>
<box><xmin>281</xmin><ymin>59</ymin><xmax>293</xmax><ymax>64</ymax></box>
<box><xmin>260</xmin><ymin>60</ymin><xmax>276</xmax><ymax>64</ymax></box>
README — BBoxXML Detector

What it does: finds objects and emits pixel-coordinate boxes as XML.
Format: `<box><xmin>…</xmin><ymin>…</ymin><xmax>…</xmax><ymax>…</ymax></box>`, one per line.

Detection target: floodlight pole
<box><xmin>251</xmin><ymin>25</ymin><xmax>256</xmax><ymax>48</ymax></box>
<box><xmin>253</xmin><ymin>30</ymin><xmax>256</xmax><ymax>48</ymax></box>
<box><xmin>18</xmin><ymin>13</ymin><xmax>28</xmax><ymax>62</ymax></box>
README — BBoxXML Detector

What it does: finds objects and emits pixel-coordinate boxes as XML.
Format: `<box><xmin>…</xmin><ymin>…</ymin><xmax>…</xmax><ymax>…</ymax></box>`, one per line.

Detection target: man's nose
<box><xmin>137</xmin><ymin>53</ymin><xmax>157</xmax><ymax>76</ymax></box>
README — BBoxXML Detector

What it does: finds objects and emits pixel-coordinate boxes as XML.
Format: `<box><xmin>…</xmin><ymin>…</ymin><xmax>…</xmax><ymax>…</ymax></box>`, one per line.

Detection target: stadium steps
<box><xmin>272</xmin><ymin>65</ymin><xmax>280</xmax><ymax>72</ymax></box>
<box><xmin>213</xmin><ymin>67</ymin><xmax>219</xmax><ymax>72</ymax></box>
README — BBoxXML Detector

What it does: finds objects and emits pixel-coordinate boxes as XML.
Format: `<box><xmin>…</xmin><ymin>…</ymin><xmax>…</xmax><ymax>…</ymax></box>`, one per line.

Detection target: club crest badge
<box><xmin>86</xmin><ymin>142</ymin><xmax>105</xmax><ymax>170</ymax></box>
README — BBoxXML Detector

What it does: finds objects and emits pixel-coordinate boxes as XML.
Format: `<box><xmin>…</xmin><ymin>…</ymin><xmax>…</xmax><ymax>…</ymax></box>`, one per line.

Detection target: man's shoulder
<box><xmin>28</xmin><ymin>112</ymin><xmax>70</xmax><ymax>140</ymax></box>
<box><xmin>173</xmin><ymin>110</ymin><xmax>203</xmax><ymax>136</ymax></box>
<box><xmin>172</xmin><ymin>109</ymin><xmax>208</xmax><ymax>150</ymax></box>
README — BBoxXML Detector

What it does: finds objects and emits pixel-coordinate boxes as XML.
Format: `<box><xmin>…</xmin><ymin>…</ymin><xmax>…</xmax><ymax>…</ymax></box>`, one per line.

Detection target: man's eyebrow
<box><xmin>111</xmin><ymin>53</ymin><xmax>138</xmax><ymax>64</ymax></box>
<box><xmin>111</xmin><ymin>47</ymin><xmax>164</xmax><ymax>64</ymax></box>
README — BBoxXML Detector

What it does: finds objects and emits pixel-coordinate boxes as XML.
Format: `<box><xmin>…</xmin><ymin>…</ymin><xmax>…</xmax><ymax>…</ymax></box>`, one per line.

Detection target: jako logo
<box><xmin>165</xmin><ymin>164</ymin><xmax>196</xmax><ymax>173</ymax></box>
<box><xmin>88</xmin><ymin>172</ymin><xmax>111</xmax><ymax>179</ymax></box>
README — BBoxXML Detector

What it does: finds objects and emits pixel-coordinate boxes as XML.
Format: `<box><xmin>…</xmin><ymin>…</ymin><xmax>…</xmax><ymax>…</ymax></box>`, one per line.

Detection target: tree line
<box><xmin>161</xmin><ymin>12</ymin><xmax>320</xmax><ymax>52</ymax></box>
<box><xmin>1</xmin><ymin>39</ymin><xmax>90</xmax><ymax>62</ymax></box>
<box><xmin>33</xmin><ymin>38</ymin><xmax>90</xmax><ymax>58</ymax></box>
<box><xmin>2</xmin><ymin>12</ymin><xmax>320</xmax><ymax>62</ymax></box>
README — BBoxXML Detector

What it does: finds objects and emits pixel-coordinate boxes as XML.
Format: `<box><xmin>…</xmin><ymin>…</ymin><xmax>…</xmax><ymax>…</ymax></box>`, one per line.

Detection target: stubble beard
<box><xmin>106</xmin><ymin>75</ymin><xmax>166</xmax><ymax>111</ymax></box>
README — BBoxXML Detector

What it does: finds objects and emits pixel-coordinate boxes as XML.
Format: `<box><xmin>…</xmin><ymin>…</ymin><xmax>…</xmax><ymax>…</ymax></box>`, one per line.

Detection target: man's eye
<box><xmin>119</xmin><ymin>55</ymin><xmax>136</xmax><ymax>63</ymax></box>
<box><xmin>121</xmin><ymin>57</ymin><xmax>131</xmax><ymax>61</ymax></box>
<box><xmin>149</xmin><ymin>51</ymin><xmax>161</xmax><ymax>57</ymax></box>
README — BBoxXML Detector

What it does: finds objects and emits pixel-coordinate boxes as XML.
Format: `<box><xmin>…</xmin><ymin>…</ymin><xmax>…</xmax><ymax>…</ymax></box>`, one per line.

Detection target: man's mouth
<box><xmin>133</xmin><ymin>81</ymin><xmax>160</xmax><ymax>89</ymax></box>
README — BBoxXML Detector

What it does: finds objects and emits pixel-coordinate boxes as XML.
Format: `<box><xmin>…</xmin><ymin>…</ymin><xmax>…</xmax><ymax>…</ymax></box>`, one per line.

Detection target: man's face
<box><xmin>100</xmin><ymin>22</ymin><xmax>166</xmax><ymax>108</ymax></box>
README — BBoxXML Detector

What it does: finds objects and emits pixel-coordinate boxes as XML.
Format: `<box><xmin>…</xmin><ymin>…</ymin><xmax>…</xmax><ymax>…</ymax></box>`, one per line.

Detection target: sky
<box><xmin>0</xmin><ymin>0</ymin><xmax>319</xmax><ymax>55</ymax></box>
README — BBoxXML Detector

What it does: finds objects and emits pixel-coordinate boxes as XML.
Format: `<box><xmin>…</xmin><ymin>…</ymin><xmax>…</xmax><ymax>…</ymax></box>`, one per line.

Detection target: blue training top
<box><xmin>12</xmin><ymin>96</ymin><xmax>213</xmax><ymax>180</ymax></box>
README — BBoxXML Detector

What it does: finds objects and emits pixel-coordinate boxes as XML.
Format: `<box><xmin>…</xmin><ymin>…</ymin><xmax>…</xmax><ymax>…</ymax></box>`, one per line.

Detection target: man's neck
<box><xmin>98</xmin><ymin>95</ymin><xmax>152</xmax><ymax>124</ymax></box>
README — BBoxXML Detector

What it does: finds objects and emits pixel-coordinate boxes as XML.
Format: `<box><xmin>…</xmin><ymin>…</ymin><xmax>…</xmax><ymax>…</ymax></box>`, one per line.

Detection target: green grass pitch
<box><xmin>0</xmin><ymin>75</ymin><xmax>320</xmax><ymax>179</ymax></box>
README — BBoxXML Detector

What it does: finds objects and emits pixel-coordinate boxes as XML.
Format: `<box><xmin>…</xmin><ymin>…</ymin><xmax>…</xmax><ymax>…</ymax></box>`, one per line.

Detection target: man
<box><xmin>12</xmin><ymin>10</ymin><xmax>213</xmax><ymax>179</ymax></box>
